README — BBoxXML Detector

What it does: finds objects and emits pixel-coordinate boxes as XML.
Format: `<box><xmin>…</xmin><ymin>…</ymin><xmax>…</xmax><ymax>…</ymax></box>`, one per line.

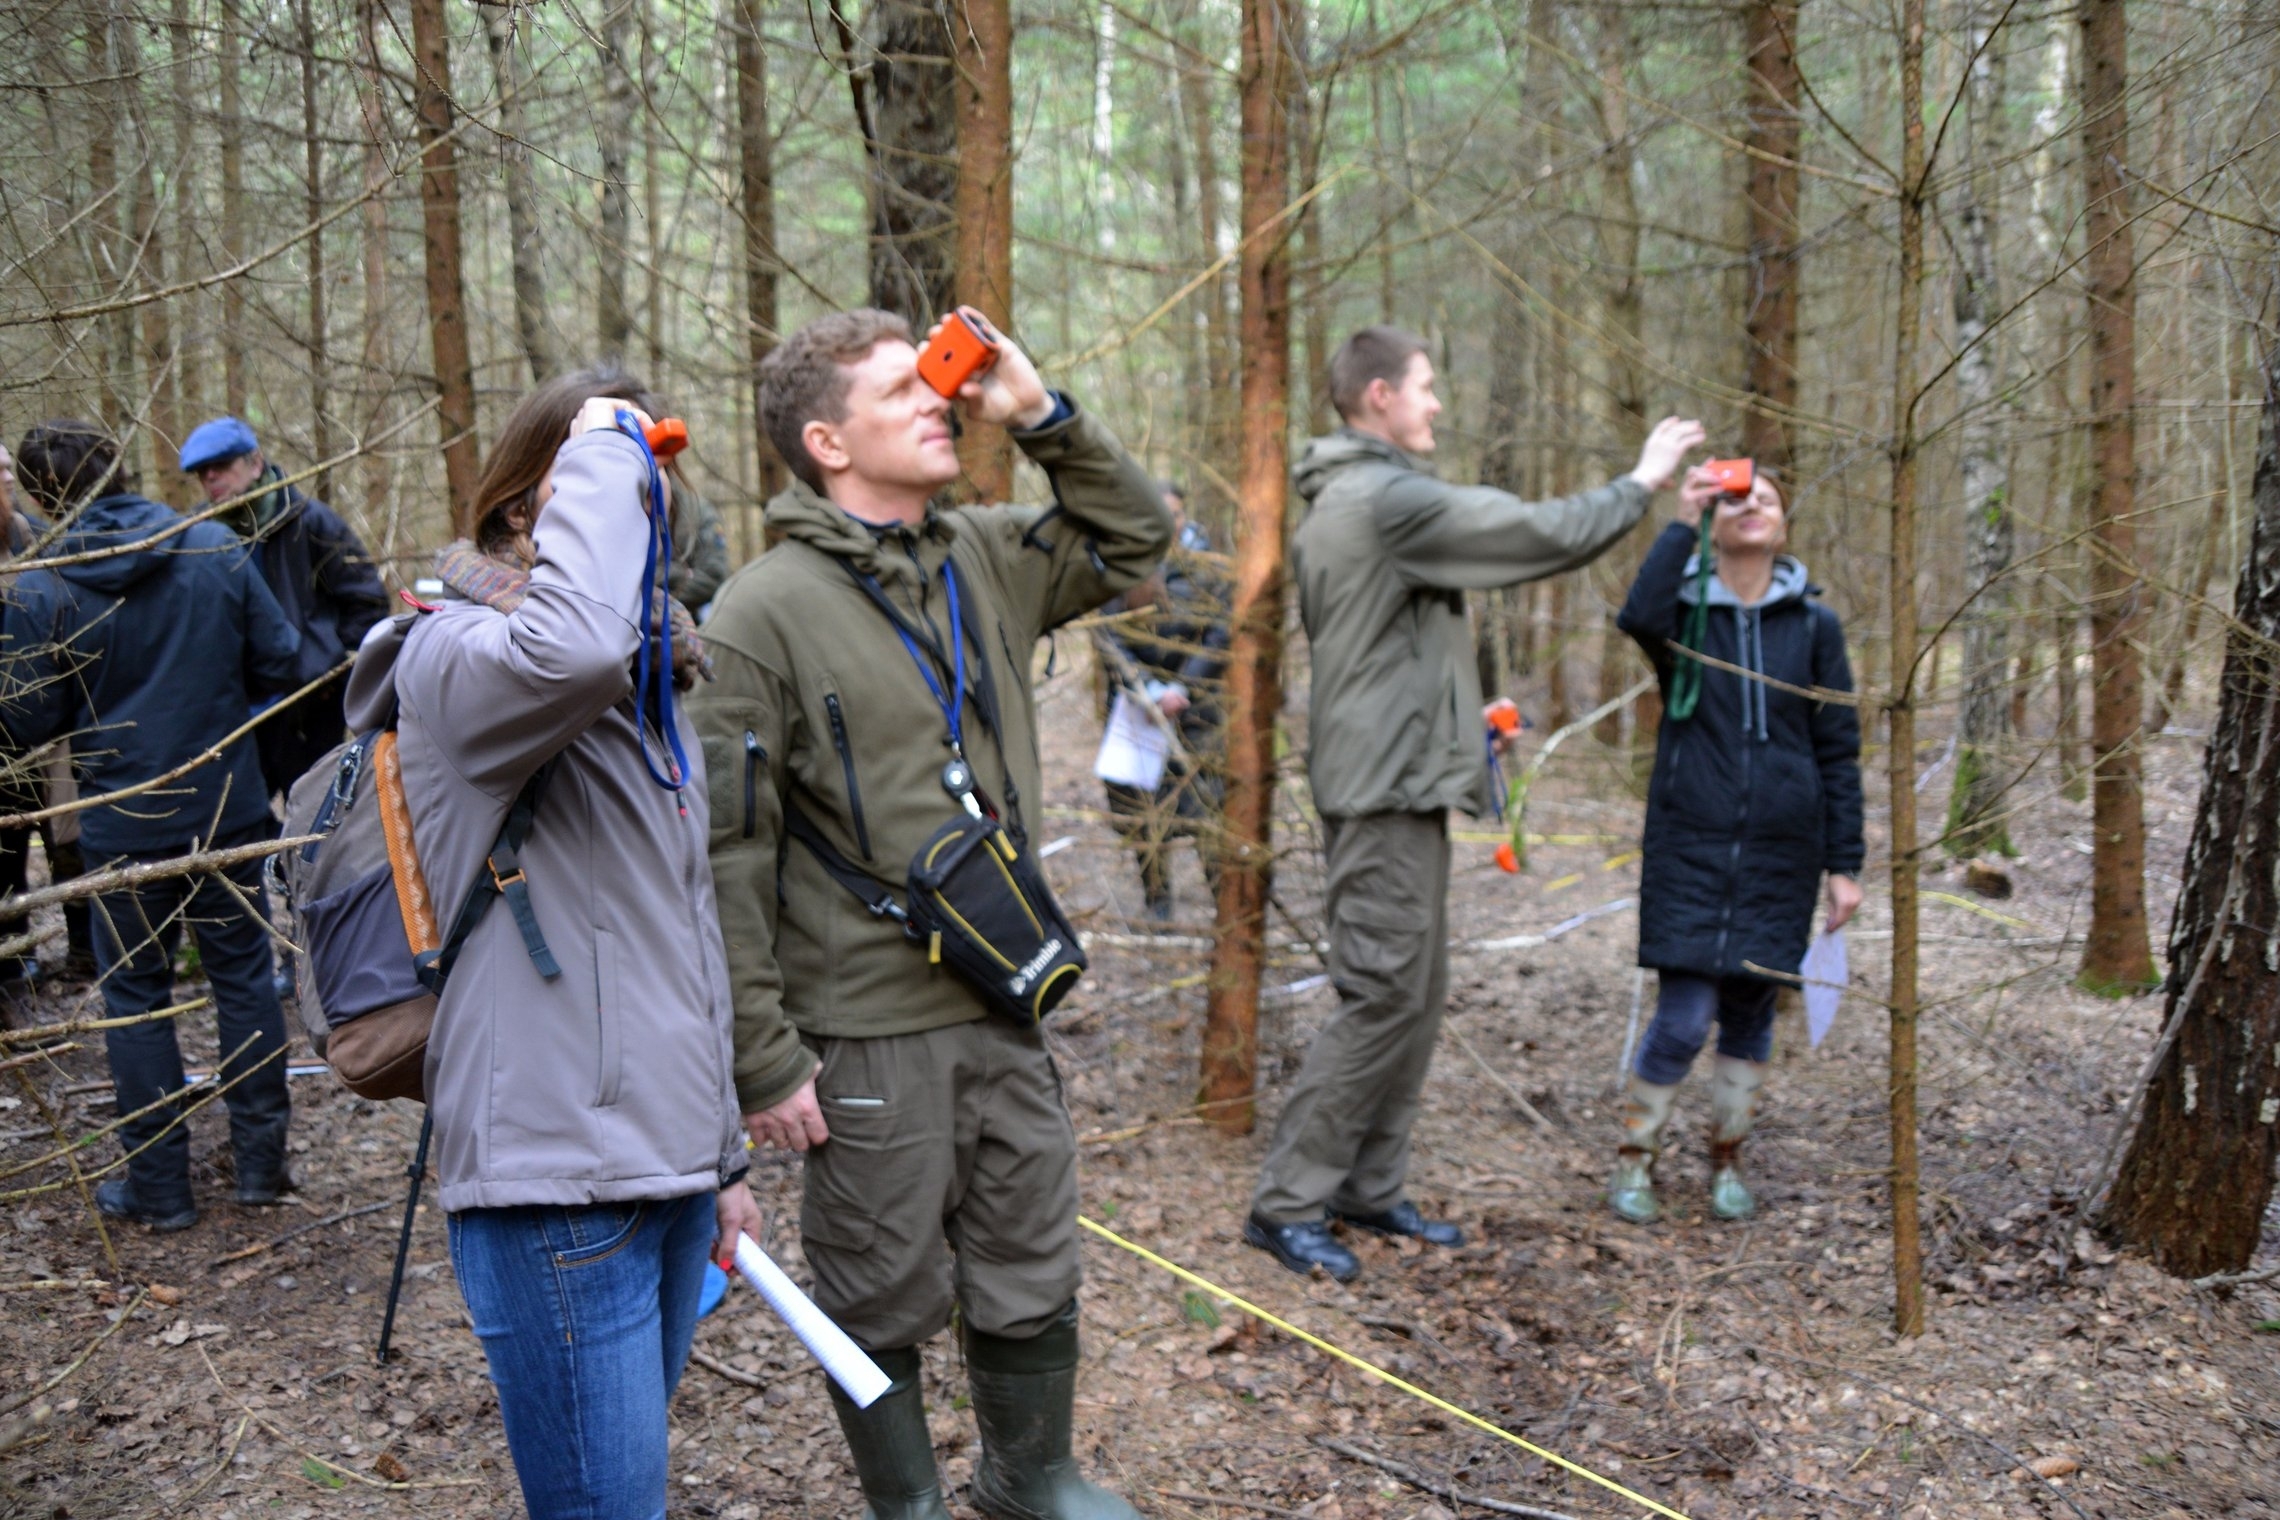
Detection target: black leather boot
<box><xmin>963</xmin><ymin>1303</ymin><xmax>1139</xmax><ymax>1520</ymax></box>
<box><xmin>828</xmin><ymin>1346</ymin><xmax>953</xmax><ymax>1520</ymax></box>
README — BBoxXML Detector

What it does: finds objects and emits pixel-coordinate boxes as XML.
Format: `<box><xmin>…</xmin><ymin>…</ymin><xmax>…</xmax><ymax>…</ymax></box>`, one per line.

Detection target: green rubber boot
<box><xmin>828</xmin><ymin>1345</ymin><xmax>953</xmax><ymax>1520</ymax></box>
<box><xmin>1608</xmin><ymin>1075</ymin><xmax>1679</xmax><ymax>1225</ymax></box>
<box><xmin>1708</xmin><ymin>1055</ymin><xmax>1766</xmax><ymax>1221</ymax></box>
<box><xmin>963</xmin><ymin>1303</ymin><xmax>1140</xmax><ymax>1520</ymax></box>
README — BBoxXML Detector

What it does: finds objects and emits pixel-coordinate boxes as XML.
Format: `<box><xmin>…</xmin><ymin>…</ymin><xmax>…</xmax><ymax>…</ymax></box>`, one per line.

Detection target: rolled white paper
<box><xmin>730</xmin><ymin>1233</ymin><xmax>893</xmax><ymax>1408</ymax></box>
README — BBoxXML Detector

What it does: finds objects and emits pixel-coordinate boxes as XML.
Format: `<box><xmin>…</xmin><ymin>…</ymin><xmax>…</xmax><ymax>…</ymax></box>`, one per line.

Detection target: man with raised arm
<box><xmin>692</xmin><ymin>309</ymin><xmax>1169</xmax><ymax>1520</ymax></box>
<box><xmin>1243</xmin><ymin>325</ymin><xmax>1704</xmax><ymax>1283</ymax></box>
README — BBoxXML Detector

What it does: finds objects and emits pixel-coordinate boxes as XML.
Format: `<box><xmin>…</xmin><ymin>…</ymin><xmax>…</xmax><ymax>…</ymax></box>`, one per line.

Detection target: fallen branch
<box><xmin>0</xmin><ymin>1043</ymin><xmax>79</xmax><ymax>1076</ymax></box>
<box><xmin>0</xmin><ymin>997</ymin><xmax>212</xmax><ymax>1047</ymax></box>
<box><xmin>1155</xmin><ymin>1488</ymin><xmax>1313</xmax><ymax>1518</ymax></box>
<box><xmin>0</xmin><ymin>835</ymin><xmax>321</xmax><ymax>913</ymax></box>
<box><xmin>688</xmin><ymin>1347</ymin><xmax>769</xmax><ymax>1389</ymax></box>
<box><xmin>1313</xmin><ymin>1438</ymin><xmax>1581</xmax><ymax>1520</ymax></box>
<box><xmin>2191</xmin><ymin>1260</ymin><xmax>2280</xmax><ymax>1291</ymax></box>
<box><xmin>1443</xmin><ymin>1023</ymin><xmax>1553</xmax><ymax>1131</ymax></box>
<box><xmin>211</xmin><ymin>1200</ymin><xmax>394</xmax><ymax>1267</ymax></box>
<box><xmin>0</xmin><ymin>1286</ymin><xmax>150</xmax><ymax>1418</ymax></box>
<box><xmin>1354</xmin><ymin>1313</ymin><xmax>1458</xmax><ymax>1363</ymax></box>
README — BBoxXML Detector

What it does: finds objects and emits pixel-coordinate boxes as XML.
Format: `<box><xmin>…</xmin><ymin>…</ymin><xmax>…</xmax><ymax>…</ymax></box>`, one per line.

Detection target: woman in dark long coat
<box><xmin>1610</xmin><ymin>464</ymin><xmax>1865</xmax><ymax>1222</ymax></box>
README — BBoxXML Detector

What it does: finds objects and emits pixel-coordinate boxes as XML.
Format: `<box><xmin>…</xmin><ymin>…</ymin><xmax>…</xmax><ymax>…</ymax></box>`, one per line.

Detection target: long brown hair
<box><xmin>471</xmin><ymin>368</ymin><xmax>662</xmax><ymax>557</ymax></box>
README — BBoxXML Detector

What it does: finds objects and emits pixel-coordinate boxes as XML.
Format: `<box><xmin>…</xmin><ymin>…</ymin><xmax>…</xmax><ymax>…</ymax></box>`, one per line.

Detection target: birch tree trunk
<box><xmin>1200</xmin><ymin>0</ymin><xmax>1296</xmax><ymax>1134</ymax></box>
<box><xmin>2077</xmin><ymin>0</ymin><xmax>2159</xmax><ymax>993</ymax></box>
<box><xmin>489</xmin><ymin>6</ymin><xmax>558</xmax><ymax>383</ymax></box>
<box><xmin>1945</xmin><ymin>1</ymin><xmax>2015</xmax><ymax>857</ymax></box>
<box><xmin>2106</xmin><ymin>329</ymin><xmax>2280</xmax><ymax>1277</ymax></box>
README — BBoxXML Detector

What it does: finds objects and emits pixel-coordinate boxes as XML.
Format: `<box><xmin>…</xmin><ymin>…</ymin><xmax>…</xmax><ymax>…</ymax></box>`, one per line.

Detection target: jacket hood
<box><xmin>762</xmin><ymin>480</ymin><xmax>956</xmax><ymax>588</ymax></box>
<box><xmin>53</xmin><ymin>495</ymin><xmax>191</xmax><ymax>594</ymax></box>
<box><xmin>343</xmin><ymin>614</ymin><xmax>412</xmax><ymax>731</ymax></box>
<box><xmin>1680</xmin><ymin>553</ymin><xmax>1811</xmax><ymax>609</ymax></box>
<box><xmin>1292</xmin><ymin>429</ymin><xmax>1416</xmax><ymax>504</ymax></box>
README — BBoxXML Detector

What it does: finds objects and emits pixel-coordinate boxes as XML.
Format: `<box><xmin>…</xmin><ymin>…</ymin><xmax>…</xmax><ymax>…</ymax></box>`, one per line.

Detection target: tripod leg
<box><xmin>375</xmin><ymin>1110</ymin><xmax>434</xmax><ymax>1366</ymax></box>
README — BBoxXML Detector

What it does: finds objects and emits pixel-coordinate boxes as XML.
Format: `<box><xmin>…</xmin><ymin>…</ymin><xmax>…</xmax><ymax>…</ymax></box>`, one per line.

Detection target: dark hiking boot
<box><xmin>95</xmin><ymin>1176</ymin><xmax>198</xmax><ymax>1233</ymax></box>
<box><xmin>1242</xmin><ymin>1213</ymin><xmax>1359</xmax><ymax>1283</ymax></box>
<box><xmin>965</xmin><ymin>1305</ymin><xmax>1140</xmax><ymax>1520</ymax></box>
<box><xmin>828</xmin><ymin>1346</ymin><xmax>952</xmax><ymax>1520</ymax></box>
<box><xmin>1329</xmin><ymin>1200</ymin><xmax>1464</xmax><ymax>1247</ymax></box>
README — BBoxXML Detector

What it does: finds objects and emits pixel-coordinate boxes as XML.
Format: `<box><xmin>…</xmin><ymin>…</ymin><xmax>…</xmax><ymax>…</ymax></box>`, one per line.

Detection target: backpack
<box><xmin>270</xmin><ymin>724</ymin><xmax>555</xmax><ymax>1102</ymax></box>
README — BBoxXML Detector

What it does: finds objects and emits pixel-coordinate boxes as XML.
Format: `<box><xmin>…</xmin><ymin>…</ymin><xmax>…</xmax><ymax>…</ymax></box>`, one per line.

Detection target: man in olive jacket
<box><xmin>692</xmin><ymin>309</ymin><xmax>1168</xmax><ymax>1520</ymax></box>
<box><xmin>1245</xmin><ymin>326</ymin><xmax>1703</xmax><ymax>1282</ymax></box>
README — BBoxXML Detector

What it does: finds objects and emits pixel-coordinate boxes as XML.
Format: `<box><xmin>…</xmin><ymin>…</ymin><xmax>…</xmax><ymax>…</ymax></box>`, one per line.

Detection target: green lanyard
<box><xmin>1665</xmin><ymin>514</ymin><xmax>1716</xmax><ymax>721</ymax></box>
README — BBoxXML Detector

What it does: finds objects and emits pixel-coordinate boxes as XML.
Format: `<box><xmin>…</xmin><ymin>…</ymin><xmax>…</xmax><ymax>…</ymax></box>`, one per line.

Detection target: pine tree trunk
<box><xmin>856</xmin><ymin>0</ymin><xmax>957</xmax><ymax>325</ymax></box>
<box><xmin>1738</xmin><ymin>0</ymin><xmax>1802</xmax><ymax>472</ymax></box>
<box><xmin>2105</xmin><ymin>329</ymin><xmax>2280</xmax><ymax>1278</ymax></box>
<box><xmin>1592</xmin><ymin>3</ymin><xmax>1645</xmax><ymax>750</ymax></box>
<box><xmin>489</xmin><ymin>7</ymin><xmax>558</xmax><ymax>384</ymax></box>
<box><xmin>408</xmin><ymin>0</ymin><xmax>482</xmax><ymax>532</ymax></box>
<box><xmin>597</xmin><ymin>2</ymin><xmax>636</xmax><ymax>360</ymax></box>
<box><xmin>296</xmin><ymin>0</ymin><xmax>332</xmax><ymax>494</ymax></box>
<box><xmin>1945</xmin><ymin>0</ymin><xmax>2013</xmax><ymax>857</ymax></box>
<box><xmin>2077</xmin><ymin>0</ymin><xmax>2158</xmax><ymax>993</ymax></box>
<box><xmin>1178</xmin><ymin>45</ymin><xmax>1234</xmax><ymax>520</ymax></box>
<box><xmin>1200</xmin><ymin>0</ymin><xmax>1296</xmax><ymax>1135</ymax></box>
<box><xmin>356</xmin><ymin>0</ymin><xmax>394</xmax><ymax>544</ymax></box>
<box><xmin>1886</xmin><ymin>0</ymin><xmax>1928</xmax><ymax>1339</ymax></box>
<box><xmin>112</xmin><ymin>7</ymin><xmax>185</xmax><ymax>503</ymax></box>
<box><xmin>167</xmin><ymin>0</ymin><xmax>203</xmax><ymax>427</ymax></box>
<box><xmin>727</xmin><ymin>0</ymin><xmax>781</xmax><ymax>497</ymax></box>
<box><xmin>218</xmin><ymin>0</ymin><xmax>248</xmax><ymax>415</ymax></box>
<box><xmin>951</xmin><ymin>0</ymin><xmax>1016</xmax><ymax>500</ymax></box>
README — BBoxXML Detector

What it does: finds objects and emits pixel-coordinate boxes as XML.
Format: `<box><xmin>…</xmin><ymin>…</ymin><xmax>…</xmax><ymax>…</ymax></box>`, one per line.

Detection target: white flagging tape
<box><xmin>730</xmin><ymin>1234</ymin><xmax>893</xmax><ymax>1407</ymax></box>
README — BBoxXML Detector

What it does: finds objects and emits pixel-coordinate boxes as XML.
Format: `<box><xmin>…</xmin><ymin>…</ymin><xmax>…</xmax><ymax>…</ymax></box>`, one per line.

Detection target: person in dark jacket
<box><xmin>178</xmin><ymin>416</ymin><xmax>389</xmax><ymax>800</ymax></box>
<box><xmin>2</xmin><ymin>420</ymin><xmax>303</xmax><ymax>1232</ymax></box>
<box><xmin>1099</xmin><ymin>482</ymin><xmax>1228</xmax><ymax>921</ymax></box>
<box><xmin>1611</xmin><ymin>462</ymin><xmax>1864</xmax><ymax>1224</ymax></box>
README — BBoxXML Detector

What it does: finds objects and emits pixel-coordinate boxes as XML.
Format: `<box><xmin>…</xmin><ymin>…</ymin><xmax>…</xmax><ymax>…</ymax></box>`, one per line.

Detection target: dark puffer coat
<box><xmin>1618</xmin><ymin>520</ymin><xmax>1865</xmax><ymax>979</ymax></box>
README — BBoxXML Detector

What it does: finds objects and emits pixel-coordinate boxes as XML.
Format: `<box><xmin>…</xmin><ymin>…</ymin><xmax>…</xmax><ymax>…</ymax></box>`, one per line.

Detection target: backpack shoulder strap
<box><xmin>416</xmin><ymin>762</ymin><xmax>560</xmax><ymax>994</ymax></box>
<box><xmin>783</xmin><ymin>797</ymin><xmax>909</xmax><ymax>926</ymax></box>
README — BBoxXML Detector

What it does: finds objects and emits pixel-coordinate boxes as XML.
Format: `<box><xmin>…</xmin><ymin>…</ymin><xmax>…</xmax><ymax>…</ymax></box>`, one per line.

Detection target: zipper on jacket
<box><xmin>823</xmin><ymin>693</ymin><xmax>872</xmax><ymax>860</ymax></box>
<box><xmin>742</xmin><ymin>730</ymin><xmax>762</xmax><ymax>839</ymax></box>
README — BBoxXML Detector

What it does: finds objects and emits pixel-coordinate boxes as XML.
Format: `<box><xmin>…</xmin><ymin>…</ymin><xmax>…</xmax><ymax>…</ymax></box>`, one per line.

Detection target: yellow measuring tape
<box><xmin>1078</xmin><ymin>1216</ymin><xmax>1696</xmax><ymax>1520</ymax></box>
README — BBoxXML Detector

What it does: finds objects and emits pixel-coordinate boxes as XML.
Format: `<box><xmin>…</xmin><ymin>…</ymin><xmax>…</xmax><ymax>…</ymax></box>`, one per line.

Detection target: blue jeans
<box><xmin>448</xmin><ymin>1192</ymin><xmax>715</xmax><ymax>1520</ymax></box>
<box><xmin>1635</xmin><ymin>972</ymin><xmax>1778</xmax><ymax>1086</ymax></box>
<box><xmin>94</xmin><ymin>821</ymin><xmax>291</xmax><ymax>1210</ymax></box>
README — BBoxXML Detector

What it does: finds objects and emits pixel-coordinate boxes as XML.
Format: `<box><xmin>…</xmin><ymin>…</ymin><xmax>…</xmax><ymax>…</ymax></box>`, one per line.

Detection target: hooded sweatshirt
<box><xmin>1618</xmin><ymin>518</ymin><xmax>1865</xmax><ymax>979</ymax></box>
<box><xmin>0</xmin><ymin>494</ymin><xmax>301</xmax><ymax>857</ymax></box>
<box><xmin>1290</xmin><ymin>429</ymin><xmax>1649</xmax><ymax>819</ymax></box>
<box><xmin>344</xmin><ymin>431</ymin><xmax>743</xmax><ymax>1212</ymax></box>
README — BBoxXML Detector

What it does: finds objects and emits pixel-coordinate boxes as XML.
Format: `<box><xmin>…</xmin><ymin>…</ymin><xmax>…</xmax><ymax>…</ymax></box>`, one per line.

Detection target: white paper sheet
<box><xmin>1802</xmin><ymin>929</ymin><xmax>1847</xmax><ymax>1048</ymax></box>
<box><xmin>1092</xmin><ymin>691</ymin><xmax>1170</xmax><ymax>790</ymax></box>
<box><xmin>730</xmin><ymin>1234</ymin><xmax>892</xmax><ymax>1407</ymax></box>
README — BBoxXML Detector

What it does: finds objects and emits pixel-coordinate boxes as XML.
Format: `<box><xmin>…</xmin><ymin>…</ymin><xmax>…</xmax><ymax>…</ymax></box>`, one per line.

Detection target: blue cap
<box><xmin>179</xmin><ymin>416</ymin><xmax>261</xmax><ymax>473</ymax></box>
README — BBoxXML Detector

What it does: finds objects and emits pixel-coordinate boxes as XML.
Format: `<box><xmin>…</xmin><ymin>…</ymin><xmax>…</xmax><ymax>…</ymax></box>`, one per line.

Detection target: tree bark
<box><xmin>111</xmin><ymin>7</ymin><xmax>185</xmax><ymax>503</ymax></box>
<box><xmin>727</xmin><ymin>0</ymin><xmax>781</xmax><ymax>498</ymax></box>
<box><xmin>408</xmin><ymin>0</ymin><xmax>482</xmax><ymax>532</ymax></box>
<box><xmin>1178</xmin><ymin>38</ymin><xmax>1235</xmax><ymax>518</ymax></box>
<box><xmin>1944</xmin><ymin>0</ymin><xmax>2013</xmax><ymax>857</ymax></box>
<box><xmin>850</xmin><ymin>0</ymin><xmax>958</xmax><ymax>325</ymax></box>
<box><xmin>1738</xmin><ymin>0</ymin><xmax>1802</xmax><ymax>472</ymax></box>
<box><xmin>1591</xmin><ymin>3</ymin><xmax>1646</xmax><ymax>749</ymax></box>
<box><xmin>488</xmin><ymin>6</ymin><xmax>558</xmax><ymax>383</ymax></box>
<box><xmin>1886</xmin><ymin>0</ymin><xmax>1928</xmax><ymax>1338</ymax></box>
<box><xmin>356</xmin><ymin>0</ymin><xmax>394</xmax><ymax>550</ymax></box>
<box><xmin>218</xmin><ymin>0</ymin><xmax>249</xmax><ymax>415</ymax></box>
<box><xmin>167</xmin><ymin>0</ymin><xmax>203</xmax><ymax>428</ymax></box>
<box><xmin>2077</xmin><ymin>0</ymin><xmax>2158</xmax><ymax>993</ymax></box>
<box><xmin>951</xmin><ymin>0</ymin><xmax>1016</xmax><ymax>500</ymax></box>
<box><xmin>296</xmin><ymin>0</ymin><xmax>332</xmax><ymax>496</ymax></box>
<box><xmin>2105</xmin><ymin>330</ymin><xmax>2280</xmax><ymax>1278</ymax></box>
<box><xmin>1200</xmin><ymin>0</ymin><xmax>1296</xmax><ymax>1135</ymax></box>
<box><xmin>598</xmin><ymin>0</ymin><xmax>637</xmax><ymax>360</ymax></box>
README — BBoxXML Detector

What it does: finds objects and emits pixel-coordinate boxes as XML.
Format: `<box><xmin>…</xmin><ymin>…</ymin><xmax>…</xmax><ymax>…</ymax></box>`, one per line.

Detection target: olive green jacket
<box><xmin>1292</xmin><ymin>429</ymin><xmax>1650</xmax><ymax>819</ymax></box>
<box><xmin>691</xmin><ymin>400</ymin><xmax>1170</xmax><ymax>1113</ymax></box>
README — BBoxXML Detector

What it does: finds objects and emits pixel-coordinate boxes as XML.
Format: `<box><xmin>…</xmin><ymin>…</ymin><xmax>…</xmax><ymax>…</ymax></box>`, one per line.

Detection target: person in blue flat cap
<box><xmin>179</xmin><ymin>417</ymin><xmax>389</xmax><ymax>802</ymax></box>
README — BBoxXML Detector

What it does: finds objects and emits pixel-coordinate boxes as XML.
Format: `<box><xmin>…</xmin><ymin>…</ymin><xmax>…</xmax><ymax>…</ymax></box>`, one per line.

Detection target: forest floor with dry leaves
<box><xmin>3</xmin><ymin>651</ymin><xmax>2277</xmax><ymax>1520</ymax></box>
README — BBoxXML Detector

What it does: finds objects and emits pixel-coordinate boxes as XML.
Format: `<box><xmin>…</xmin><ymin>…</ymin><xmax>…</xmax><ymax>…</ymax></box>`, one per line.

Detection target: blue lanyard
<box><xmin>616</xmin><ymin>410</ymin><xmax>692</xmax><ymax>793</ymax></box>
<box><xmin>868</xmin><ymin>559</ymin><xmax>968</xmax><ymax>758</ymax></box>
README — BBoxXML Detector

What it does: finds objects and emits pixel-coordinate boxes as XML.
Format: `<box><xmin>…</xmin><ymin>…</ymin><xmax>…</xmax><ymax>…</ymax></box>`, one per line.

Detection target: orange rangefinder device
<box><xmin>1485</xmin><ymin>697</ymin><xmax>1523</xmax><ymax>736</ymax></box>
<box><xmin>917</xmin><ymin>307</ymin><xmax>1004</xmax><ymax>399</ymax></box>
<box><xmin>642</xmin><ymin>417</ymin><xmax>689</xmax><ymax>459</ymax></box>
<box><xmin>1702</xmin><ymin>457</ymin><xmax>1753</xmax><ymax>497</ymax></box>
